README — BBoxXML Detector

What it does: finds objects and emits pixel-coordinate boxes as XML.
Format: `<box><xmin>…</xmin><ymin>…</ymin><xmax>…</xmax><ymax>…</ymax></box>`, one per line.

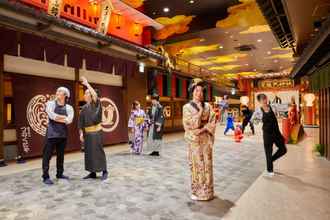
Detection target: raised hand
<box><xmin>81</xmin><ymin>76</ymin><xmax>88</xmax><ymax>86</ymax></box>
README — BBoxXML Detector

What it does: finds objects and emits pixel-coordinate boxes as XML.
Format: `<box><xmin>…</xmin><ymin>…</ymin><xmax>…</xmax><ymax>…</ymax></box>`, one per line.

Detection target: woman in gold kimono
<box><xmin>182</xmin><ymin>78</ymin><xmax>217</xmax><ymax>201</ymax></box>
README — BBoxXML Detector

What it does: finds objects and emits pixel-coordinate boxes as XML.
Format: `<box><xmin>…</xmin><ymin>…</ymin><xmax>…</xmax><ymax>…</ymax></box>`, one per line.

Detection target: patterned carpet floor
<box><xmin>0</xmin><ymin>135</ymin><xmax>265</xmax><ymax>220</ymax></box>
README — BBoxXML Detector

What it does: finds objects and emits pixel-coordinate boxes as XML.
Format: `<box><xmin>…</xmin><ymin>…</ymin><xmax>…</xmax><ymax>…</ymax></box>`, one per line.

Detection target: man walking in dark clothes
<box><xmin>241</xmin><ymin>105</ymin><xmax>255</xmax><ymax>135</ymax></box>
<box><xmin>251</xmin><ymin>94</ymin><xmax>287</xmax><ymax>177</ymax></box>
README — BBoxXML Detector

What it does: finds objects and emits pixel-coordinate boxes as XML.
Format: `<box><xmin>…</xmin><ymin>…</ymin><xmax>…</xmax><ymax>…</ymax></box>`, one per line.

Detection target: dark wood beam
<box><xmin>0</xmin><ymin>53</ymin><xmax>7</xmax><ymax>167</ymax></box>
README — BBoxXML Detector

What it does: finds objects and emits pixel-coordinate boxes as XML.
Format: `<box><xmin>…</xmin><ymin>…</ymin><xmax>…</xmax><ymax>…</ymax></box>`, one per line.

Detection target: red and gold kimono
<box><xmin>182</xmin><ymin>101</ymin><xmax>216</xmax><ymax>201</ymax></box>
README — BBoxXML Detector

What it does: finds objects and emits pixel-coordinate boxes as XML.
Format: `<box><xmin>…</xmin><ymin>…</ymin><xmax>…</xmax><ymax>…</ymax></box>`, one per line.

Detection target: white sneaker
<box><xmin>264</xmin><ymin>171</ymin><xmax>275</xmax><ymax>177</ymax></box>
<box><xmin>191</xmin><ymin>195</ymin><xmax>198</xmax><ymax>201</ymax></box>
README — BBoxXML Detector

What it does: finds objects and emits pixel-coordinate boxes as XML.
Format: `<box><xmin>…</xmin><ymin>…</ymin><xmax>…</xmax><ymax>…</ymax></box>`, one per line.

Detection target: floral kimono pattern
<box><xmin>128</xmin><ymin>109</ymin><xmax>147</xmax><ymax>154</ymax></box>
<box><xmin>182</xmin><ymin>102</ymin><xmax>216</xmax><ymax>201</ymax></box>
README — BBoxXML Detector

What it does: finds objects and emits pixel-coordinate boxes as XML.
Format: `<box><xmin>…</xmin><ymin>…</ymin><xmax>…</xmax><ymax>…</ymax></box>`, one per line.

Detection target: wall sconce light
<box><xmin>132</xmin><ymin>22</ymin><xmax>143</xmax><ymax>37</ymax></box>
<box><xmin>240</xmin><ymin>96</ymin><xmax>249</xmax><ymax>106</ymax></box>
<box><xmin>113</xmin><ymin>12</ymin><xmax>123</xmax><ymax>29</ymax></box>
<box><xmin>303</xmin><ymin>93</ymin><xmax>315</xmax><ymax>107</ymax></box>
<box><xmin>139</xmin><ymin>62</ymin><xmax>145</xmax><ymax>73</ymax></box>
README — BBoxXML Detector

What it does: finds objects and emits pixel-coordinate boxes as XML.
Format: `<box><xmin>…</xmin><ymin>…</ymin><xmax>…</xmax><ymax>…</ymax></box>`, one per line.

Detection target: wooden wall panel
<box><xmin>319</xmin><ymin>88</ymin><xmax>330</xmax><ymax>160</ymax></box>
<box><xmin>0</xmin><ymin>53</ymin><xmax>5</xmax><ymax>164</ymax></box>
<box><xmin>325</xmin><ymin>88</ymin><xmax>330</xmax><ymax>160</ymax></box>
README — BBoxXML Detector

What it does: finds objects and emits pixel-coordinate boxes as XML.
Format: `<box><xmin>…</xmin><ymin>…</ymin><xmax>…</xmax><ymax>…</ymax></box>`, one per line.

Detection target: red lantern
<box><xmin>132</xmin><ymin>22</ymin><xmax>142</xmax><ymax>37</ymax></box>
<box><xmin>113</xmin><ymin>12</ymin><xmax>123</xmax><ymax>29</ymax></box>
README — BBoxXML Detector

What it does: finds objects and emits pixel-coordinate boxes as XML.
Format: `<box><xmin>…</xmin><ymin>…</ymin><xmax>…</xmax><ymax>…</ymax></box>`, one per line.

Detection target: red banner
<box><xmin>12</xmin><ymin>74</ymin><xmax>79</xmax><ymax>158</ymax></box>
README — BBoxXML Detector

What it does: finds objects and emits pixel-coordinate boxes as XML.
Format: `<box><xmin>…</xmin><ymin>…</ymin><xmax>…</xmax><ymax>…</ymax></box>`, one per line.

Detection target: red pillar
<box><xmin>171</xmin><ymin>75</ymin><xmax>176</xmax><ymax>98</ymax></box>
<box><xmin>156</xmin><ymin>74</ymin><xmax>163</xmax><ymax>96</ymax></box>
<box><xmin>182</xmin><ymin>79</ymin><xmax>187</xmax><ymax>98</ymax></box>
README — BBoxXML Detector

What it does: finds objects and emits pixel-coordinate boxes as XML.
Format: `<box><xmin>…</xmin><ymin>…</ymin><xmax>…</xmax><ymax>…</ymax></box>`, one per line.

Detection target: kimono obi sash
<box><xmin>199</xmin><ymin>119</ymin><xmax>208</xmax><ymax>128</ymax></box>
<box><xmin>84</xmin><ymin>123</ymin><xmax>102</xmax><ymax>133</ymax></box>
<box><xmin>135</xmin><ymin>117</ymin><xmax>144</xmax><ymax>125</ymax></box>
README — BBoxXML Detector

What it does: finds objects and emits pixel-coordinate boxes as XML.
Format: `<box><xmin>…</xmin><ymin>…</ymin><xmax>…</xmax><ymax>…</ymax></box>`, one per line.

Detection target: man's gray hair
<box><xmin>57</xmin><ymin>87</ymin><xmax>70</xmax><ymax>98</ymax></box>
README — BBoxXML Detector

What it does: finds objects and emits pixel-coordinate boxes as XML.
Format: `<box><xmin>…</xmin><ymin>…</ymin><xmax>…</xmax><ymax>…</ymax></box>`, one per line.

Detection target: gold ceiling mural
<box><xmin>216</xmin><ymin>0</ymin><xmax>267</xmax><ymax>29</ymax></box>
<box><xmin>121</xmin><ymin>0</ymin><xmax>144</xmax><ymax>8</ymax></box>
<box><xmin>266</xmin><ymin>53</ymin><xmax>293</xmax><ymax>59</ymax></box>
<box><xmin>164</xmin><ymin>38</ymin><xmax>205</xmax><ymax>56</ymax></box>
<box><xmin>239</xmin><ymin>25</ymin><xmax>271</xmax><ymax>34</ymax></box>
<box><xmin>208</xmin><ymin>65</ymin><xmax>242</xmax><ymax>71</ymax></box>
<box><xmin>223</xmin><ymin>71</ymin><xmax>257</xmax><ymax>78</ymax></box>
<box><xmin>179</xmin><ymin>44</ymin><xmax>221</xmax><ymax>57</ymax></box>
<box><xmin>272</xmin><ymin>47</ymin><xmax>292</xmax><ymax>51</ymax></box>
<box><xmin>191</xmin><ymin>53</ymin><xmax>248</xmax><ymax>66</ymax></box>
<box><xmin>154</xmin><ymin>15</ymin><xmax>195</xmax><ymax>40</ymax></box>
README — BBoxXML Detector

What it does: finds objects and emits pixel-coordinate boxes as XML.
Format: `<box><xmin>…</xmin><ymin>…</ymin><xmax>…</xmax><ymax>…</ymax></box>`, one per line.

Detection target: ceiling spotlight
<box><xmin>152</xmin><ymin>11</ymin><xmax>156</xmax><ymax>15</ymax></box>
<box><xmin>267</xmin><ymin>51</ymin><xmax>271</xmax><ymax>55</ymax></box>
<box><xmin>257</xmin><ymin>39</ymin><xmax>262</xmax><ymax>42</ymax></box>
<box><xmin>219</xmin><ymin>45</ymin><xmax>223</xmax><ymax>49</ymax></box>
<box><xmin>163</xmin><ymin>7</ymin><xmax>170</xmax><ymax>13</ymax></box>
<box><xmin>189</xmin><ymin>0</ymin><xmax>195</xmax><ymax>3</ymax></box>
<box><xmin>245</xmin><ymin>63</ymin><xmax>249</xmax><ymax>66</ymax></box>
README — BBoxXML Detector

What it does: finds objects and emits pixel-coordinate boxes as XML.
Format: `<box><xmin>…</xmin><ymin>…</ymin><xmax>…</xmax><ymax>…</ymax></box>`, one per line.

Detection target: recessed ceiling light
<box><xmin>163</xmin><ymin>7</ymin><xmax>170</xmax><ymax>13</ymax></box>
<box><xmin>257</xmin><ymin>39</ymin><xmax>262</xmax><ymax>42</ymax></box>
<box><xmin>230</xmin><ymin>35</ymin><xmax>234</xmax><ymax>39</ymax></box>
<box><xmin>245</xmin><ymin>63</ymin><xmax>249</xmax><ymax>66</ymax></box>
<box><xmin>152</xmin><ymin>12</ymin><xmax>156</xmax><ymax>15</ymax></box>
<box><xmin>267</xmin><ymin>51</ymin><xmax>271</xmax><ymax>55</ymax></box>
<box><xmin>219</xmin><ymin>45</ymin><xmax>223</xmax><ymax>49</ymax></box>
<box><xmin>189</xmin><ymin>0</ymin><xmax>195</xmax><ymax>3</ymax></box>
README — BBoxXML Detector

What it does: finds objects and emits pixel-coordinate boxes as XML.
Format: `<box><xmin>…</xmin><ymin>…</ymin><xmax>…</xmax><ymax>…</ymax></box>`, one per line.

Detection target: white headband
<box><xmin>57</xmin><ymin>87</ymin><xmax>70</xmax><ymax>98</ymax></box>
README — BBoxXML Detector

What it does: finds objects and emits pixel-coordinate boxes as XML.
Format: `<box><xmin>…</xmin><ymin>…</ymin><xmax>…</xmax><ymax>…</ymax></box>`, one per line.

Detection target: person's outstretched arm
<box><xmin>81</xmin><ymin>76</ymin><xmax>98</xmax><ymax>102</ymax></box>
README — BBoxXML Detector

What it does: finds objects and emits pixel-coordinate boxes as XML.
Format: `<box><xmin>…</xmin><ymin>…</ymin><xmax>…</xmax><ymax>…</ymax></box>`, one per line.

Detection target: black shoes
<box><xmin>83</xmin><ymin>172</ymin><xmax>97</xmax><ymax>179</ymax></box>
<box><xmin>83</xmin><ymin>172</ymin><xmax>108</xmax><ymax>181</ymax></box>
<box><xmin>100</xmin><ymin>171</ymin><xmax>108</xmax><ymax>181</ymax></box>
<box><xmin>149</xmin><ymin>151</ymin><xmax>160</xmax><ymax>156</ymax></box>
<box><xmin>56</xmin><ymin>175</ymin><xmax>70</xmax><ymax>180</ymax></box>
<box><xmin>43</xmin><ymin>178</ymin><xmax>54</xmax><ymax>185</ymax></box>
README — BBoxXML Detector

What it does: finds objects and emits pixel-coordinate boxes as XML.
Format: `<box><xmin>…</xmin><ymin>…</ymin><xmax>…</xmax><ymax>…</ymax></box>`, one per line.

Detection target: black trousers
<box><xmin>263</xmin><ymin>133</ymin><xmax>287</xmax><ymax>172</ymax></box>
<box><xmin>242</xmin><ymin>119</ymin><xmax>255</xmax><ymax>134</ymax></box>
<box><xmin>42</xmin><ymin>138</ymin><xmax>67</xmax><ymax>179</ymax></box>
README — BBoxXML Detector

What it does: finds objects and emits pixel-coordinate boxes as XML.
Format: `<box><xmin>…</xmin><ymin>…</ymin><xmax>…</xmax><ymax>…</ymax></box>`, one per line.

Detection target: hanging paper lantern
<box><xmin>113</xmin><ymin>12</ymin><xmax>124</xmax><ymax>29</ymax></box>
<box><xmin>240</xmin><ymin>96</ymin><xmax>249</xmax><ymax>105</ymax></box>
<box><xmin>132</xmin><ymin>22</ymin><xmax>143</xmax><ymax>36</ymax></box>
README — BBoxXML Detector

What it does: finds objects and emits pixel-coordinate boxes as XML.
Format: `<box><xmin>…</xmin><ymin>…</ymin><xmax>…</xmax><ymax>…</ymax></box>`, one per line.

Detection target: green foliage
<box><xmin>314</xmin><ymin>144</ymin><xmax>325</xmax><ymax>156</ymax></box>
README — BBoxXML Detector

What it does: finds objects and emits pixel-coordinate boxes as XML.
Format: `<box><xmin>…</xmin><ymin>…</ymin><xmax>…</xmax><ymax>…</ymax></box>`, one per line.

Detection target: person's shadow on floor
<box><xmin>266</xmin><ymin>172</ymin><xmax>330</xmax><ymax>193</ymax></box>
<box><xmin>187</xmin><ymin>196</ymin><xmax>235</xmax><ymax>218</ymax></box>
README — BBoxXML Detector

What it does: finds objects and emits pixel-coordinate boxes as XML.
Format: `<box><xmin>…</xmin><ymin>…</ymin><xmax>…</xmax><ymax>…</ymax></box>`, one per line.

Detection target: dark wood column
<box><xmin>324</xmin><ymin>88</ymin><xmax>330</xmax><ymax>160</ymax></box>
<box><xmin>0</xmin><ymin>53</ymin><xmax>7</xmax><ymax>167</ymax></box>
<box><xmin>74</xmin><ymin>68</ymin><xmax>80</xmax><ymax>114</ymax></box>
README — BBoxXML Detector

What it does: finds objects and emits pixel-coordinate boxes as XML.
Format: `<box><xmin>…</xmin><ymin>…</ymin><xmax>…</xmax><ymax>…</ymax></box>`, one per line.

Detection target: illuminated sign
<box><xmin>258</xmin><ymin>79</ymin><xmax>294</xmax><ymax>89</ymax></box>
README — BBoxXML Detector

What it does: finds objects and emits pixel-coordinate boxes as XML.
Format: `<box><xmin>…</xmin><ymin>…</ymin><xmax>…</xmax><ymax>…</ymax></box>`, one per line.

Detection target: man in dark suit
<box><xmin>146</xmin><ymin>93</ymin><xmax>165</xmax><ymax>156</ymax></box>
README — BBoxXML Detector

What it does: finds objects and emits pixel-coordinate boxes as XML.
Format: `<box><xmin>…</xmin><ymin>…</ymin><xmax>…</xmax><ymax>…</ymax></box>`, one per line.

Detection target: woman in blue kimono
<box><xmin>128</xmin><ymin>101</ymin><xmax>147</xmax><ymax>154</ymax></box>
